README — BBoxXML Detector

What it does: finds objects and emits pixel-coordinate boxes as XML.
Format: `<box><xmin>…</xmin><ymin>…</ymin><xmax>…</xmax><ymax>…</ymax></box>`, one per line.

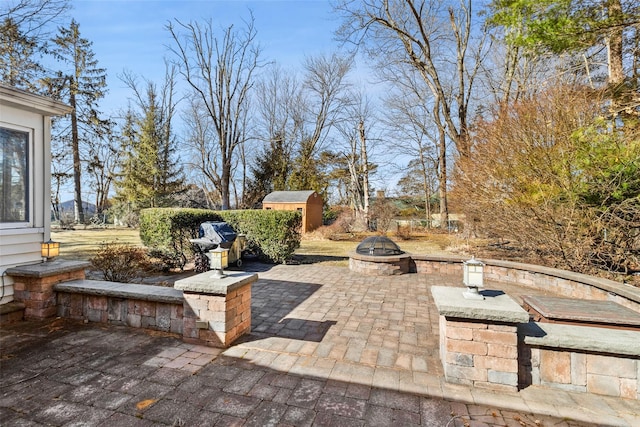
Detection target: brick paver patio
<box><xmin>1</xmin><ymin>263</ymin><xmax>638</xmax><ymax>426</ymax></box>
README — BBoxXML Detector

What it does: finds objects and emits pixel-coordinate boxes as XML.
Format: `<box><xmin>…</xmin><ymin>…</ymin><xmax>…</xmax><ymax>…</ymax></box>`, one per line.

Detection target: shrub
<box><xmin>395</xmin><ymin>225</ymin><xmax>412</xmax><ymax>240</ymax></box>
<box><xmin>90</xmin><ymin>241</ymin><xmax>150</xmax><ymax>282</ymax></box>
<box><xmin>218</xmin><ymin>210</ymin><xmax>302</xmax><ymax>263</ymax></box>
<box><xmin>139</xmin><ymin>208</ymin><xmax>302</xmax><ymax>265</ymax></box>
<box><xmin>139</xmin><ymin>208</ymin><xmax>223</xmax><ymax>269</ymax></box>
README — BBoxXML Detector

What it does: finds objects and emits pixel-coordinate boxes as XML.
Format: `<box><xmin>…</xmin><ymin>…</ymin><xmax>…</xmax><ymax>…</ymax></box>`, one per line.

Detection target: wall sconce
<box><xmin>208</xmin><ymin>246</ymin><xmax>229</xmax><ymax>278</ymax></box>
<box><xmin>463</xmin><ymin>256</ymin><xmax>484</xmax><ymax>300</ymax></box>
<box><xmin>41</xmin><ymin>239</ymin><xmax>60</xmax><ymax>261</ymax></box>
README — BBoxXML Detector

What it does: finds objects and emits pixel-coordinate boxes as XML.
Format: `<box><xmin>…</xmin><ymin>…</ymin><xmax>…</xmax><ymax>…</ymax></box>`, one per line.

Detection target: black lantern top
<box><xmin>355</xmin><ymin>236</ymin><xmax>404</xmax><ymax>256</ymax></box>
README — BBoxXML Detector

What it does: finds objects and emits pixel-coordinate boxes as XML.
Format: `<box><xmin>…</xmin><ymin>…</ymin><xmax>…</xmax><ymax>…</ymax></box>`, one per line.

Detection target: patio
<box><xmin>1</xmin><ymin>263</ymin><xmax>638</xmax><ymax>426</ymax></box>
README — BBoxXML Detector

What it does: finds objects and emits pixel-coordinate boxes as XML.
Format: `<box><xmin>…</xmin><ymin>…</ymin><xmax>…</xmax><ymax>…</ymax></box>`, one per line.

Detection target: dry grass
<box><xmin>293</xmin><ymin>232</ymin><xmax>469</xmax><ymax>266</ymax></box>
<box><xmin>52</xmin><ymin>227</ymin><xmax>143</xmax><ymax>261</ymax></box>
<box><xmin>52</xmin><ymin>227</ymin><xmax>469</xmax><ymax>264</ymax></box>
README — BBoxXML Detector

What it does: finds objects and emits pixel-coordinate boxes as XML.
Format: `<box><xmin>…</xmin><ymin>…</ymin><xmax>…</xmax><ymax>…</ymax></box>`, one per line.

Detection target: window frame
<box><xmin>0</xmin><ymin>124</ymin><xmax>33</xmax><ymax>228</ymax></box>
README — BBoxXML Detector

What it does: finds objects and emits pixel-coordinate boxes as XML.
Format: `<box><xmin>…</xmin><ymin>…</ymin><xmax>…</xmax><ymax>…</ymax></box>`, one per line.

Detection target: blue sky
<box><xmin>71</xmin><ymin>0</ymin><xmax>343</xmax><ymax>115</ymax></box>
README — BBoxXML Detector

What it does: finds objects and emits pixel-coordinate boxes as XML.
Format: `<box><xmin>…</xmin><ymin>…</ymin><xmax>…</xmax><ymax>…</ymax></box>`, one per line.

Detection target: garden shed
<box><xmin>0</xmin><ymin>84</ymin><xmax>71</xmax><ymax>306</ymax></box>
<box><xmin>262</xmin><ymin>190</ymin><xmax>323</xmax><ymax>233</ymax></box>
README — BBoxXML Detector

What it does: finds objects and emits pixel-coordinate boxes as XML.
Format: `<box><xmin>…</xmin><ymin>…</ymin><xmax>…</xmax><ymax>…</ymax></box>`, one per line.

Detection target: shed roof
<box><xmin>262</xmin><ymin>190</ymin><xmax>317</xmax><ymax>204</ymax></box>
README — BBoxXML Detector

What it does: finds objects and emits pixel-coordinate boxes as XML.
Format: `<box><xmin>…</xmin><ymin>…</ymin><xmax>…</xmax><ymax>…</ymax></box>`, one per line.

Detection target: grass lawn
<box><xmin>52</xmin><ymin>227</ymin><xmax>143</xmax><ymax>261</ymax></box>
<box><xmin>52</xmin><ymin>227</ymin><xmax>463</xmax><ymax>265</ymax></box>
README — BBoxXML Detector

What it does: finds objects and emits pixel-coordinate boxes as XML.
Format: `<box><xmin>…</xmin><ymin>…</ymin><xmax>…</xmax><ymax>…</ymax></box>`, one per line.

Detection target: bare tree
<box><xmin>335</xmin><ymin>0</ymin><xmax>485</xmax><ymax>159</ymax></box>
<box><xmin>332</xmin><ymin>88</ymin><xmax>378</xmax><ymax>230</ymax></box>
<box><xmin>382</xmin><ymin>66</ymin><xmax>443</xmax><ymax>227</ymax></box>
<box><xmin>1</xmin><ymin>0</ymin><xmax>69</xmax><ymax>36</ymax></box>
<box><xmin>288</xmin><ymin>53</ymin><xmax>354</xmax><ymax>192</ymax></box>
<box><xmin>245</xmin><ymin>64</ymin><xmax>303</xmax><ymax>206</ymax></box>
<box><xmin>167</xmin><ymin>16</ymin><xmax>260</xmax><ymax>210</ymax></box>
<box><xmin>86</xmin><ymin>129</ymin><xmax>119</xmax><ymax>215</ymax></box>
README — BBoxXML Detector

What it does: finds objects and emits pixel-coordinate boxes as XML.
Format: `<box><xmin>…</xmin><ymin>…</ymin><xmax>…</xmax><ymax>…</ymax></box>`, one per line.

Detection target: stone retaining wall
<box><xmin>433</xmin><ymin>285</ymin><xmax>640</xmax><ymax>399</ymax></box>
<box><xmin>413</xmin><ymin>255</ymin><xmax>640</xmax><ymax>313</ymax></box>
<box><xmin>56</xmin><ymin>285</ymin><xmax>184</xmax><ymax>335</ymax></box>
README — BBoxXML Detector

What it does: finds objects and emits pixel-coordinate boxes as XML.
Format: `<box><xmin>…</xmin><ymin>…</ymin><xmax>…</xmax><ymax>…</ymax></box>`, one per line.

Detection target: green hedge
<box><xmin>218</xmin><ymin>210</ymin><xmax>302</xmax><ymax>263</ymax></box>
<box><xmin>139</xmin><ymin>208</ymin><xmax>301</xmax><ymax>265</ymax></box>
<box><xmin>139</xmin><ymin>208</ymin><xmax>223</xmax><ymax>268</ymax></box>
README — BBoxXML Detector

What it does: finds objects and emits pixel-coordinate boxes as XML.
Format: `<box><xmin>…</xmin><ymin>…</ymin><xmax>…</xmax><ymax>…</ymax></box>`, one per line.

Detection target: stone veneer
<box><xmin>432</xmin><ymin>286</ymin><xmax>529</xmax><ymax>392</ymax></box>
<box><xmin>7</xmin><ymin>260</ymin><xmax>91</xmax><ymax>319</ymax></box>
<box><xmin>519</xmin><ymin>322</ymin><xmax>640</xmax><ymax>399</ymax></box>
<box><xmin>348</xmin><ymin>251</ymin><xmax>412</xmax><ymax>276</ymax></box>
<box><xmin>55</xmin><ymin>280</ymin><xmax>184</xmax><ymax>335</ymax></box>
<box><xmin>175</xmin><ymin>272</ymin><xmax>256</xmax><ymax>348</ymax></box>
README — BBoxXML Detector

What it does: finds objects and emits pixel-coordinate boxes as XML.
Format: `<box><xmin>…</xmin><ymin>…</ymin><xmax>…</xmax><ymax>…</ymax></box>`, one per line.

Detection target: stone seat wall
<box><xmin>413</xmin><ymin>255</ymin><xmax>640</xmax><ymax>313</ymax></box>
<box><xmin>6</xmin><ymin>261</ymin><xmax>255</xmax><ymax>348</ymax></box>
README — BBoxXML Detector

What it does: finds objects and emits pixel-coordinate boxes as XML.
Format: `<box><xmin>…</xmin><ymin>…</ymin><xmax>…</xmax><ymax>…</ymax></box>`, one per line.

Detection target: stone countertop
<box><xmin>520</xmin><ymin>321</ymin><xmax>640</xmax><ymax>356</ymax></box>
<box><xmin>6</xmin><ymin>259</ymin><xmax>91</xmax><ymax>278</ymax></box>
<box><xmin>174</xmin><ymin>271</ymin><xmax>258</xmax><ymax>295</ymax></box>
<box><xmin>54</xmin><ymin>279</ymin><xmax>184</xmax><ymax>304</ymax></box>
<box><xmin>431</xmin><ymin>285</ymin><xmax>530</xmax><ymax>323</ymax></box>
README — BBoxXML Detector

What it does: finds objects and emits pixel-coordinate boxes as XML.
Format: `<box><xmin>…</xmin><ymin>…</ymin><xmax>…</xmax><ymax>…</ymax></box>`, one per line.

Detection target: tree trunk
<box><xmin>434</xmin><ymin>98</ymin><xmax>448</xmax><ymax>229</ymax></box>
<box><xmin>70</xmin><ymin>89</ymin><xmax>84</xmax><ymax>223</ymax></box>
<box><xmin>607</xmin><ymin>0</ymin><xmax>624</xmax><ymax>87</ymax></box>
<box><xmin>359</xmin><ymin>120</ymin><xmax>370</xmax><ymax>229</ymax></box>
<box><xmin>418</xmin><ymin>149</ymin><xmax>432</xmax><ymax>228</ymax></box>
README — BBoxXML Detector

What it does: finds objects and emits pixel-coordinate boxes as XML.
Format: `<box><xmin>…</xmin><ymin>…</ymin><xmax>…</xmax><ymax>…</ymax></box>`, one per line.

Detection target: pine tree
<box><xmin>115</xmin><ymin>83</ymin><xmax>184</xmax><ymax>210</ymax></box>
<box><xmin>46</xmin><ymin>19</ymin><xmax>108</xmax><ymax>223</ymax></box>
<box><xmin>0</xmin><ymin>17</ymin><xmax>44</xmax><ymax>91</ymax></box>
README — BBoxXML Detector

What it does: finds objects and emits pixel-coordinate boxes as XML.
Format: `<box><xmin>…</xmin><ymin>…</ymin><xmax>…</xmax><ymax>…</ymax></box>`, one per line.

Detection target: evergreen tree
<box><xmin>45</xmin><ymin>19</ymin><xmax>108</xmax><ymax>223</ymax></box>
<box><xmin>0</xmin><ymin>0</ymin><xmax>70</xmax><ymax>91</ymax></box>
<box><xmin>0</xmin><ymin>17</ymin><xmax>44</xmax><ymax>91</ymax></box>
<box><xmin>244</xmin><ymin>132</ymin><xmax>290</xmax><ymax>207</ymax></box>
<box><xmin>115</xmin><ymin>83</ymin><xmax>184</xmax><ymax>210</ymax></box>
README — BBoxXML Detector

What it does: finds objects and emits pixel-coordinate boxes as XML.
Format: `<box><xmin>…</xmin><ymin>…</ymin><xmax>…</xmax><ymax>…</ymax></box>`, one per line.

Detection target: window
<box><xmin>1</xmin><ymin>127</ymin><xmax>30</xmax><ymax>222</ymax></box>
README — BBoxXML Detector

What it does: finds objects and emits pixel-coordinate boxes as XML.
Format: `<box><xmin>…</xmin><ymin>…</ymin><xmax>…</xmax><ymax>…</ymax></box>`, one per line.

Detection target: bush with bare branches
<box><xmin>453</xmin><ymin>84</ymin><xmax>640</xmax><ymax>277</ymax></box>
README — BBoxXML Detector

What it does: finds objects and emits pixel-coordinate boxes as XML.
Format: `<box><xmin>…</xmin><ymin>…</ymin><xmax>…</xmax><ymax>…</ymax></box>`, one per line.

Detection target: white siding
<box><xmin>0</xmin><ymin>87</ymin><xmax>67</xmax><ymax>304</ymax></box>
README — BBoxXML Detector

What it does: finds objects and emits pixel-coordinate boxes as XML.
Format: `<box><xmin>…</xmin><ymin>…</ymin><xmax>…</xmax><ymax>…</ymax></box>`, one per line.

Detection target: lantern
<box><xmin>41</xmin><ymin>239</ymin><xmax>60</xmax><ymax>261</ymax></box>
<box><xmin>463</xmin><ymin>256</ymin><xmax>484</xmax><ymax>300</ymax></box>
<box><xmin>208</xmin><ymin>246</ymin><xmax>229</xmax><ymax>278</ymax></box>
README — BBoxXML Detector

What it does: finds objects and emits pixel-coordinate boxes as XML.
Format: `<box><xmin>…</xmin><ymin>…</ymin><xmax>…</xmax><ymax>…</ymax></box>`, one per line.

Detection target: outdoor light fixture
<box><xmin>463</xmin><ymin>256</ymin><xmax>485</xmax><ymax>300</ymax></box>
<box><xmin>41</xmin><ymin>239</ymin><xmax>60</xmax><ymax>261</ymax></box>
<box><xmin>208</xmin><ymin>246</ymin><xmax>229</xmax><ymax>279</ymax></box>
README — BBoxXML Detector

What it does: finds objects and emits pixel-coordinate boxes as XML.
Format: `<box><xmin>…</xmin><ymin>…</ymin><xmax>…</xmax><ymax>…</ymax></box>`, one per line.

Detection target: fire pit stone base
<box><xmin>348</xmin><ymin>251</ymin><xmax>413</xmax><ymax>276</ymax></box>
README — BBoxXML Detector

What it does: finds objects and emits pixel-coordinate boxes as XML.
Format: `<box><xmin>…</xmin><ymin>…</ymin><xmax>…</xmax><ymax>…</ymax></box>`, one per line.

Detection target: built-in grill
<box><xmin>355</xmin><ymin>236</ymin><xmax>404</xmax><ymax>256</ymax></box>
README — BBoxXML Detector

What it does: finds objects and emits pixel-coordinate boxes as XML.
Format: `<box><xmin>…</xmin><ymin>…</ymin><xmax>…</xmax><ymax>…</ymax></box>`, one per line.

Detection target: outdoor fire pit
<box><xmin>349</xmin><ymin>236</ymin><xmax>412</xmax><ymax>276</ymax></box>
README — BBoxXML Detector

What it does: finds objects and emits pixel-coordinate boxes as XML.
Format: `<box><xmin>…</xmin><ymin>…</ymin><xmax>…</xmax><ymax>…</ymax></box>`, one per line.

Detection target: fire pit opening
<box><xmin>355</xmin><ymin>236</ymin><xmax>404</xmax><ymax>256</ymax></box>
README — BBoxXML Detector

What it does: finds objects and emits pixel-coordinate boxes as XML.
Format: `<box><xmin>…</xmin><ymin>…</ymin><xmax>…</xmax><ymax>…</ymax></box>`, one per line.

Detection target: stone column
<box><xmin>431</xmin><ymin>286</ymin><xmax>530</xmax><ymax>392</ymax></box>
<box><xmin>7</xmin><ymin>260</ymin><xmax>90</xmax><ymax>319</ymax></box>
<box><xmin>175</xmin><ymin>271</ymin><xmax>257</xmax><ymax>348</ymax></box>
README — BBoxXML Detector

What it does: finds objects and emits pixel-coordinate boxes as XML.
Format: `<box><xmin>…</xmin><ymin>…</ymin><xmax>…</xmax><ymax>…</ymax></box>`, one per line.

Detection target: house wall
<box><xmin>0</xmin><ymin>104</ymin><xmax>51</xmax><ymax>305</ymax></box>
